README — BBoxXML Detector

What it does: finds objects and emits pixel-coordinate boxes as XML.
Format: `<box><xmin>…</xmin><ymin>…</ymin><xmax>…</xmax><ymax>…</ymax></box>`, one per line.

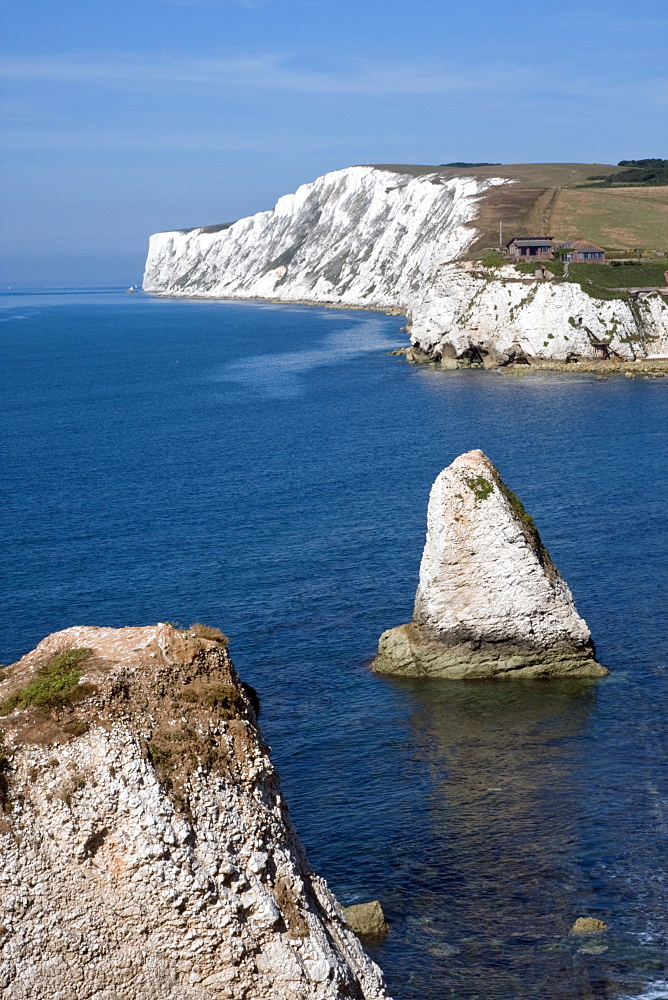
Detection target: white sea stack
<box><xmin>373</xmin><ymin>450</ymin><xmax>607</xmax><ymax>679</ymax></box>
<box><xmin>0</xmin><ymin>624</ymin><xmax>389</xmax><ymax>1000</ymax></box>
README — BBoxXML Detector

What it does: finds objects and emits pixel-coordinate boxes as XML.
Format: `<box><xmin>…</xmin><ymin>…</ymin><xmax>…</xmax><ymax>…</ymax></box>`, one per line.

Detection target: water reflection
<box><xmin>380</xmin><ymin>678</ymin><xmax>641</xmax><ymax>1000</ymax></box>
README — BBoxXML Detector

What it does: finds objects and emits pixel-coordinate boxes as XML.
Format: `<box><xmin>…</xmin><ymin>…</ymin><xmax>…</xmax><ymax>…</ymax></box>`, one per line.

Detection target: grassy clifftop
<box><xmin>372</xmin><ymin>162</ymin><xmax>668</xmax><ymax>256</ymax></box>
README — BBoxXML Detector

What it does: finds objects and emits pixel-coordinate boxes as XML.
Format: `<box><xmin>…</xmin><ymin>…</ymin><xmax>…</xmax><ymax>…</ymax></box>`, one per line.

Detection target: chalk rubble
<box><xmin>372</xmin><ymin>450</ymin><xmax>607</xmax><ymax>679</ymax></box>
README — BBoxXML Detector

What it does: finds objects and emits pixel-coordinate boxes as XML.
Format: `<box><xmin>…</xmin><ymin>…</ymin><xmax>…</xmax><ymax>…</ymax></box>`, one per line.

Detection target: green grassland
<box><xmin>570</xmin><ymin>260</ymin><xmax>668</xmax><ymax>288</ymax></box>
<box><xmin>549</xmin><ymin>186</ymin><xmax>668</xmax><ymax>252</ymax></box>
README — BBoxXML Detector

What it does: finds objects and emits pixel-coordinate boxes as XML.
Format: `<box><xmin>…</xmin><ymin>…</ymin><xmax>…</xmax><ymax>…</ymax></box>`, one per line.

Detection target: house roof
<box><xmin>559</xmin><ymin>239</ymin><xmax>605</xmax><ymax>253</ymax></box>
<box><xmin>506</xmin><ymin>237</ymin><xmax>554</xmax><ymax>247</ymax></box>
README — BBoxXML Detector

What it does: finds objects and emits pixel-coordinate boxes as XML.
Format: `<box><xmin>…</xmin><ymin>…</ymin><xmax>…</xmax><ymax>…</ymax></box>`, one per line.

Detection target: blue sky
<box><xmin>1</xmin><ymin>0</ymin><xmax>667</xmax><ymax>284</ymax></box>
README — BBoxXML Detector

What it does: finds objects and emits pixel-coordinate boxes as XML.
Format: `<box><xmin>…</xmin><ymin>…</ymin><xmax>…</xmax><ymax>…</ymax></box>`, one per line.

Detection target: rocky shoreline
<box><xmin>143</xmin><ymin>167</ymin><xmax>668</xmax><ymax>367</ymax></box>
<box><xmin>396</xmin><ymin>346</ymin><xmax>668</xmax><ymax>377</ymax></box>
<box><xmin>146</xmin><ymin>289</ymin><xmax>407</xmax><ymax>317</ymax></box>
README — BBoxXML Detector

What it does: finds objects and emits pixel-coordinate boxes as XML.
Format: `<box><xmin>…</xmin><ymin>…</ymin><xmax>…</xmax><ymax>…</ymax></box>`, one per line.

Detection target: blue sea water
<box><xmin>1</xmin><ymin>290</ymin><xmax>667</xmax><ymax>1000</ymax></box>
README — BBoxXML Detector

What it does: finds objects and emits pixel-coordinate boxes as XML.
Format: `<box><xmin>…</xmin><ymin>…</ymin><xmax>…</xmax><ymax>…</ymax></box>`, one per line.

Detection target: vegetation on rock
<box><xmin>499</xmin><ymin>482</ymin><xmax>557</xmax><ymax>584</ymax></box>
<box><xmin>0</xmin><ymin>648</ymin><xmax>93</xmax><ymax>716</ymax></box>
<box><xmin>463</xmin><ymin>475</ymin><xmax>494</xmax><ymax>501</ymax></box>
<box><xmin>189</xmin><ymin>622</ymin><xmax>229</xmax><ymax>643</ymax></box>
<box><xmin>571</xmin><ymin>260</ymin><xmax>668</xmax><ymax>288</ymax></box>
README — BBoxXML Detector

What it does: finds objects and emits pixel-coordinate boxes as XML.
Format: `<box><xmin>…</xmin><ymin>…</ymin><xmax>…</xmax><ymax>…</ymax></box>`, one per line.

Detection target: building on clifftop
<box><xmin>505</xmin><ymin>237</ymin><xmax>555</xmax><ymax>259</ymax></box>
<box><xmin>558</xmin><ymin>239</ymin><xmax>606</xmax><ymax>262</ymax></box>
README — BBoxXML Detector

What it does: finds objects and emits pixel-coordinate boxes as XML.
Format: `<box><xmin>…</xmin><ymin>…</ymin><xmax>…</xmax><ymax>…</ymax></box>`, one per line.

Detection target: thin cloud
<box><xmin>0</xmin><ymin>51</ymin><xmax>537</xmax><ymax>97</ymax></box>
<box><xmin>3</xmin><ymin>51</ymin><xmax>663</xmax><ymax>105</ymax></box>
<box><xmin>556</xmin><ymin>74</ymin><xmax>668</xmax><ymax>105</ymax></box>
<box><xmin>0</xmin><ymin>127</ymin><xmax>335</xmax><ymax>152</ymax></box>
<box><xmin>556</xmin><ymin>11</ymin><xmax>668</xmax><ymax>31</ymax></box>
<box><xmin>163</xmin><ymin>0</ymin><xmax>268</xmax><ymax>7</ymax></box>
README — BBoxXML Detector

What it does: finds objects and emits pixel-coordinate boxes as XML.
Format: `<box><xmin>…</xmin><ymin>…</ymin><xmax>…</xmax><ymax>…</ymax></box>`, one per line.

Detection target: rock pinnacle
<box><xmin>372</xmin><ymin>450</ymin><xmax>607</xmax><ymax>679</ymax></box>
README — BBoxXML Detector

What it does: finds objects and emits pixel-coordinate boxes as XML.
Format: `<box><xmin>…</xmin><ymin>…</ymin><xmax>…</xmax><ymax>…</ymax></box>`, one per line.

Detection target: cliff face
<box><xmin>143</xmin><ymin>166</ymin><xmax>668</xmax><ymax>362</ymax></box>
<box><xmin>143</xmin><ymin>166</ymin><xmax>498</xmax><ymax>307</ymax></box>
<box><xmin>0</xmin><ymin>624</ymin><xmax>388</xmax><ymax>1000</ymax></box>
<box><xmin>372</xmin><ymin>450</ymin><xmax>606</xmax><ymax>679</ymax></box>
<box><xmin>408</xmin><ymin>261</ymin><xmax>668</xmax><ymax>364</ymax></box>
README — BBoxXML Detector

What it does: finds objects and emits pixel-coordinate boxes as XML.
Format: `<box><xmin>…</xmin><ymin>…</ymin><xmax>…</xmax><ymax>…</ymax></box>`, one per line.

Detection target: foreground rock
<box><xmin>343</xmin><ymin>902</ymin><xmax>389</xmax><ymax>940</ymax></box>
<box><xmin>372</xmin><ymin>451</ymin><xmax>607</xmax><ymax>679</ymax></box>
<box><xmin>0</xmin><ymin>624</ymin><xmax>389</xmax><ymax>1000</ymax></box>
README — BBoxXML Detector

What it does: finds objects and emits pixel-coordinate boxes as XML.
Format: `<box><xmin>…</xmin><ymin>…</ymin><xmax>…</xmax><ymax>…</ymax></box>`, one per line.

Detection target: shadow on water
<box><xmin>367</xmin><ymin>677</ymin><xmax>660</xmax><ymax>1000</ymax></box>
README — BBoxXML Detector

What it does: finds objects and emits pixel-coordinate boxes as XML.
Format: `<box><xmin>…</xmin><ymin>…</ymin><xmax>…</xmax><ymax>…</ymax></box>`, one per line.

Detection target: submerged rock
<box><xmin>343</xmin><ymin>901</ymin><xmax>389</xmax><ymax>940</ymax></box>
<box><xmin>372</xmin><ymin>450</ymin><xmax>607</xmax><ymax>679</ymax></box>
<box><xmin>0</xmin><ymin>623</ymin><xmax>389</xmax><ymax>1000</ymax></box>
<box><xmin>571</xmin><ymin>917</ymin><xmax>608</xmax><ymax>935</ymax></box>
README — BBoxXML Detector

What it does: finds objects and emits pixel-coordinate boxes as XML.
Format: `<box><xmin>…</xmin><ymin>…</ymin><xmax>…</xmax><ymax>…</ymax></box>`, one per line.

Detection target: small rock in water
<box><xmin>571</xmin><ymin>917</ymin><xmax>608</xmax><ymax>934</ymax></box>
<box><xmin>343</xmin><ymin>901</ymin><xmax>389</xmax><ymax>939</ymax></box>
<box><xmin>578</xmin><ymin>942</ymin><xmax>608</xmax><ymax>955</ymax></box>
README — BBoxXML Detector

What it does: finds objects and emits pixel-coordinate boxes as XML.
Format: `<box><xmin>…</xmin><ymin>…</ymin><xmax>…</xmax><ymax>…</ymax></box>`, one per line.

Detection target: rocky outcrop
<box><xmin>372</xmin><ymin>451</ymin><xmax>606</xmax><ymax>679</ymax></box>
<box><xmin>143</xmin><ymin>166</ymin><xmax>668</xmax><ymax>362</ymax></box>
<box><xmin>571</xmin><ymin>917</ymin><xmax>608</xmax><ymax>935</ymax></box>
<box><xmin>408</xmin><ymin>260</ymin><xmax>668</xmax><ymax>365</ymax></box>
<box><xmin>0</xmin><ymin>624</ymin><xmax>389</xmax><ymax>1000</ymax></box>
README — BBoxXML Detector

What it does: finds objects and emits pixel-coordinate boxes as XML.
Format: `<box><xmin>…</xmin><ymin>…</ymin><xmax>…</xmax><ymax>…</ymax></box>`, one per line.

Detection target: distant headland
<box><xmin>143</xmin><ymin>162</ymin><xmax>668</xmax><ymax>371</ymax></box>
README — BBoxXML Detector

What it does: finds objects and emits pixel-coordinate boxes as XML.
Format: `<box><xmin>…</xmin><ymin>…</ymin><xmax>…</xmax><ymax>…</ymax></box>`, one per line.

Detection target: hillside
<box><xmin>371</xmin><ymin>163</ymin><xmax>668</xmax><ymax>254</ymax></box>
<box><xmin>143</xmin><ymin>166</ymin><xmax>492</xmax><ymax>306</ymax></box>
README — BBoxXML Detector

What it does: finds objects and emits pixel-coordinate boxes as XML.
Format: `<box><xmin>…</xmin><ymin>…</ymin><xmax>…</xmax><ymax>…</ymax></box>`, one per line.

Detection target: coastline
<box><xmin>395</xmin><ymin>347</ymin><xmax>668</xmax><ymax>377</ymax></box>
<box><xmin>145</xmin><ymin>290</ymin><xmax>668</xmax><ymax>377</ymax></box>
<box><xmin>144</xmin><ymin>288</ymin><xmax>407</xmax><ymax>316</ymax></box>
<box><xmin>5</xmin><ymin>290</ymin><xmax>668</xmax><ymax>1000</ymax></box>
<box><xmin>499</xmin><ymin>359</ymin><xmax>668</xmax><ymax>377</ymax></box>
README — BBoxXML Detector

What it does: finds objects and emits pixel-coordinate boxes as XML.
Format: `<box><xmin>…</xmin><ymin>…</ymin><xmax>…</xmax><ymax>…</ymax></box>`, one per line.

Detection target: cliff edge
<box><xmin>372</xmin><ymin>451</ymin><xmax>607</xmax><ymax>679</ymax></box>
<box><xmin>0</xmin><ymin>623</ymin><xmax>389</xmax><ymax>1000</ymax></box>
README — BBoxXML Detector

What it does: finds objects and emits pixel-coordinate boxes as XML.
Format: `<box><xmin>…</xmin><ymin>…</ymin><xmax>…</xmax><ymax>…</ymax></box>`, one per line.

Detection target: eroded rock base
<box><xmin>371</xmin><ymin>623</ymin><xmax>608</xmax><ymax>680</ymax></box>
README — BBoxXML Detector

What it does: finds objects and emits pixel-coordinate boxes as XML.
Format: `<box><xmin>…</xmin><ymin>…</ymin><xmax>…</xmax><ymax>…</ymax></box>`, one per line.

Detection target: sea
<box><xmin>1</xmin><ymin>289</ymin><xmax>667</xmax><ymax>1000</ymax></box>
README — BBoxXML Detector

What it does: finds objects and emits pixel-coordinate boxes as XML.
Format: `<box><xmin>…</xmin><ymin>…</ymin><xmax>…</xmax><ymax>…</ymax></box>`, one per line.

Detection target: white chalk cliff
<box><xmin>0</xmin><ymin>624</ymin><xmax>389</xmax><ymax>1000</ymax></box>
<box><xmin>372</xmin><ymin>450</ymin><xmax>607</xmax><ymax>679</ymax></box>
<box><xmin>143</xmin><ymin>166</ymin><xmax>492</xmax><ymax>309</ymax></box>
<box><xmin>408</xmin><ymin>260</ymin><xmax>668</xmax><ymax>365</ymax></box>
<box><xmin>143</xmin><ymin>166</ymin><xmax>668</xmax><ymax>362</ymax></box>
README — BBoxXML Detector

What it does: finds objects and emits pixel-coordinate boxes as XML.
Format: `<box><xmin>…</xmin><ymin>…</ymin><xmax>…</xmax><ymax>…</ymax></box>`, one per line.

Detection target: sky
<box><xmin>1</xmin><ymin>0</ymin><xmax>667</xmax><ymax>285</ymax></box>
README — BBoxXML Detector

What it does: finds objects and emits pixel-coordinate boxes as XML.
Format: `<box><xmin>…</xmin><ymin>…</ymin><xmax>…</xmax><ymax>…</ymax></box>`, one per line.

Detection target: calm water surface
<box><xmin>1</xmin><ymin>290</ymin><xmax>667</xmax><ymax>1000</ymax></box>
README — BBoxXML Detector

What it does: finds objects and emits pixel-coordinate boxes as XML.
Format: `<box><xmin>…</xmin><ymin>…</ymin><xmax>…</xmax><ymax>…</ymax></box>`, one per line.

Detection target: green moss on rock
<box><xmin>0</xmin><ymin>648</ymin><xmax>93</xmax><ymax>716</ymax></box>
<box><xmin>463</xmin><ymin>475</ymin><xmax>494</xmax><ymax>501</ymax></box>
<box><xmin>499</xmin><ymin>482</ymin><xmax>557</xmax><ymax>584</ymax></box>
